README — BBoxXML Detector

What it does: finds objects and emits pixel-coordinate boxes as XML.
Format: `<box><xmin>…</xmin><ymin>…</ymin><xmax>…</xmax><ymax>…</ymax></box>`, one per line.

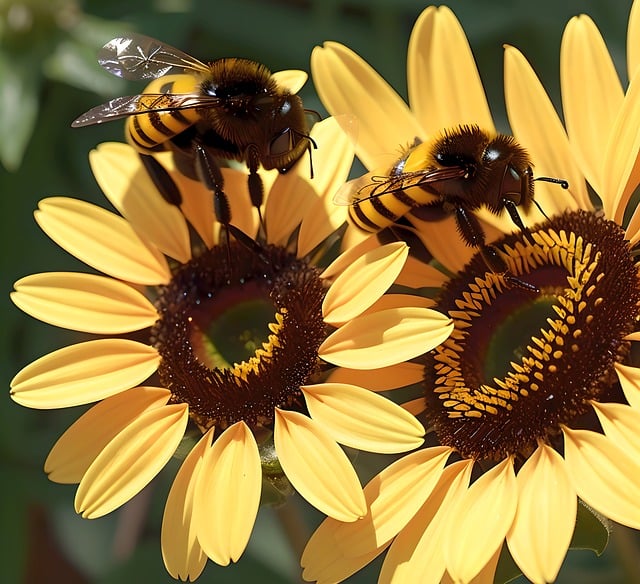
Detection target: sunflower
<box><xmin>304</xmin><ymin>4</ymin><xmax>640</xmax><ymax>584</ymax></box>
<box><xmin>10</xmin><ymin>114</ymin><xmax>454</xmax><ymax>581</ymax></box>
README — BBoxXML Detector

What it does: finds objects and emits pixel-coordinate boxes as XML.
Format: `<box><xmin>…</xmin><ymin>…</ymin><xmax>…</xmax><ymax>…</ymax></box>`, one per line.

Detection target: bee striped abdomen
<box><xmin>125</xmin><ymin>74</ymin><xmax>202</xmax><ymax>153</ymax></box>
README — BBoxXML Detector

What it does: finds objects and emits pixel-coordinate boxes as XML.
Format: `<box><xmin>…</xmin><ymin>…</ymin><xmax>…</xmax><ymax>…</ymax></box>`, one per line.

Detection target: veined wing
<box><xmin>98</xmin><ymin>34</ymin><xmax>210</xmax><ymax>80</ymax></box>
<box><xmin>71</xmin><ymin>93</ymin><xmax>220</xmax><ymax>127</ymax></box>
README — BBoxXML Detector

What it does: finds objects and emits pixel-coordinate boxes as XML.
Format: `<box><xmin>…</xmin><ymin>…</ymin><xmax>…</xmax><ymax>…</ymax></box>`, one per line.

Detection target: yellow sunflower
<box><xmin>304</xmin><ymin>4</ymin><xmax>640</xmax><ymax>584</ymax></box>
<box><xmin>10</xmin><ymin>115</ymin><xmax>453</xmax><ymax>581</ymax></box>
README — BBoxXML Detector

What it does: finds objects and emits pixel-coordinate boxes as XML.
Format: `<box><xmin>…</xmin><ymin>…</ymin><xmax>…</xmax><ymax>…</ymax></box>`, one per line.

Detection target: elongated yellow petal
<box><xmin>336</xmin><ymin>447</ymin><xmax>452</xmax><ymax>555</ymax></box>
<box><xmin>506</xmin><ymin>444</ymin><xmax>576</xmax><ymax>584</ymax></box>
<box><xmin>302</xmin><ymin>383</ymin><xmax>424</xmax><ymax>453</ymax></box>
<box><xmin>10</xmin><ymin>339</ymin><xmax>160</xmax><ymax>409</ymax></box>
<box><xmin>380</xmin><ymin>460</ymin><xmax>473</xmax><ymax>584</ymax></box>
<box><xmin>322</xmin><ymin>235</ymin><xmax>379</xmax><ymax>280</ymax></box>
<box><xmin>591</xmin><ymin>401</ymin><xmax>640</xmax><ymax>458</ymax></box>
<box><xmin>274</xmin><ymin>409</ymin><xmax>366</xmax><ymax>521</ymax></box>
<box><xmin>45</xmin><ymin>387</ymin><xmax>170</xmax><ymax>484</ymax></box>
<box><xmin>271</xmin><ymin>69</ymin><xmax>307</xmax><ymax>94</ymax></box>
<box><xmin>628</xmin><ymin>0</ymin><xmax>640</xmax><ymax>81</ymax></box>
<box><xmin>11</xmin><ymin>272</ymin><xmax>158</xmax><ymax>334</ymax></box>
<box><xmin>504</xmin><ymin>46</ymin><xmax>589</xmax><ymax>214</ymax></box>
<box><xmin>563</xmin><ymin>426</ymin><xmax>640</xmax><ymax>529</ymax></box>
<box><xmin>297</xmin><ymin>189</ymin><xmax>348</xmax><ymax>259</ymax></box>
<box><xmin>90</xmin><ymin>143</ymin><xmax>191</xmax><ymax>263</ymax></box>
<box><xmin>602</xmin><ymin>72</ymin><xmax>640</xmax><ymax>224</ymax></box>
<box><xmin>75</xmin><ymin>403</ymin><xmax>188</xmax><ymax>518</ymax></box>
<box><xmin>323</xmin><ymin>242</ymin><xmax>408</xmax><ymax>324</ymax></box>
<box><xmin>224</xmin><ymin>168</ymin><xmax>261</xmax><ymax>239</ymax></box>
<box><xmin>560</xmin><ymin>15</ymin><xmax>623</xmax><ymax>196</ymax></box>
<box><xmin>408</xmin><ymin>6</ymin><xmax>493</xmax><ymax>134</ymax></box>
<box><xmin>319</xmin><ymin>307</ymin><xmax>453</xmax><ymax>369</ymax></box>
<box><xmin>397</xmin><ymin>255</ymin><xmax>449</xmax><ymax>288</ymax></box>
<box><xmin>614</xmin><ymin>362</ymin><xmax>640</xmax><ymax>409</ymax></box>
<box><xmin>311</xmin><ymin>42</ymin><xmax>418</xmax><ymax>170</ymax></box>
<box><xmin>361</xmin><ymin>293</ymin><xmax>436</xmax><ymax>313</ymax></box>
<box><xmin>162</xmin><ymin>429</ymin><xmax>212</xmax><ymax>581</ymax></box>
<box><xmin>35</xmin><ymin>197</ymin><xmax>170</xmax><ymax>285</ymax></box>
<box><xmin>327</xmin><ymin>361</ymin><xmax>425</xmax><ymax>392</ymax></box>
<box><xmin>195</xmin><ymin>422</ymin><xmax>261</xmax><ymax>565</ymax></box>
<box><xmin>444</xmin><ymin>457</ymin><xmax>517</xmax><ymax>583</ymax></box>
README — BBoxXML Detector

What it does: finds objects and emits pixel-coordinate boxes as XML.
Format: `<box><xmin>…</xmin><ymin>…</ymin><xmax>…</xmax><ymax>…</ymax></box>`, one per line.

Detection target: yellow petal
<box><xmin>563</xmin><ymin>426</ymin><xmax>640</xmax><ymax>529</ymax></box>
<box><xmin>402</xmin><ymin>397</ymin><xmax>427</xmax><ymax>417</ymax></box>
<box><xmin>360</xmin><ymin>293</ymin><xmax>436</xmax><ymax>314</ymax></box>
<box><xmin>311</xmin><ymin>42</ymin><xmax>418</xmax><ymax>170</ymax></box>
<box><xmin>271</xmin><ymin>69</ymin><xmax>307</xmax><ymax>94</ymax></box>
<box><xmin>380</xmin><ymin>460</ymin><xmax>473</xmax><ymax>584</ymax></box>
<box><xmin>335</xmin><ymin>447</ymin><xmax>452</xmax><ymax>555</ymax></box>
<box><xmin>602</xmin><ymin>71</ymin><xmax>640</xmax><ymax>223</ymax></box>
<box><xmin>35</xmin><ymin>197</ymin><xmax>170</xmax><ymax>285</ymax></box>
<box><xmin>319</xmin><ymin>307</ymin><xmax>453</xmax><ymax>369</ymax></box>
<box><xmin>162</xmin><ymin>429</ymin><xmax>212</xmax><ymax>581</ymax></box>
<box><xmin>323</xmin><ymin>242</ymin><xmax>409</xmax><ymax>325</ymax></box>
<box><xmin>195</xmin><ymin>422</ymin><xmax>261</xmax><ymax>565</ymax></box>
<box><xmin>274</xmin><ymin>408</ymin><xmax>366</xmax><ymax>521</ymax></box>
<box><xmin>90</xmin><ymin>143</ymin><xmax>191</xmax><ymax>263</ymax></box>
<box><xmin>628</xmin><ymin>0</ymin><xmax>640</xmax><ymax>81</ymax></box>
<box><xmin>397</xmin><ymin>255</ymin><xmax>449</xmax><ymax>288</ymax></box>
<box><xmin>504</xmin><ymin>46</ymin><xmax>589</xmax><ymax>214</ymax></box>
<box><xmin>591</xmin><ymin>401</ymin><xmax>640</xmax><ymax>455</ymax></box>
<box><xmin>302</xmin><ymin>383</ymin><xmax>424</xmax><ymax>453</ymax></box>
<box><xmin>614</xmin><ymin>362</ymin><xmax>640</xmax><ymax>409</ymax></box>
<box><xmin>407</xmin><ymin>6</ymin><xmax>494</xmax><ymax>134</ymax></box>
<box><xmin>45</xmin><ymin>387</ymin><xmax>170</xmax><ymax>484</ymax></box>
<box><xmin>11</xmin><ymin>272</ymin><xmax>158</xmax><ymax>334</ymax></box>
<box><xmin>327</xmin><ymin>361</ymin><xmax>425</xmax><ymax>392</ymax></box>
<box><xmin>10</xmin><ymin>339</ymin><xmax>160</xmax><ymax>409</ymax></box>
<box><xmin>297</xmin><ymin>188</ymin><xmax>348</xmax><ymax>259</ymax></box>
<box><xmin>322</xmin><ymin>235</ymin><xmax>379</xmax><ymax>280</ymax></box>
<box><xmin>560</xmin><ymin>15</ymin><xmax>624</xmax><ymax>196</ymax></box>
<box><xmin>444</xmin><ymin>457</ymin><xmax>517</xmax><ymax>583</ymax></box>
<box><xmin>506</xmin><ymin>444</ymin><xmax>576</xmax><ymax>584</ymax></box>
<box><xmin>75</xmin><ymin>403</ymin><xmax>188</xmax><ymax>518</ymax></box>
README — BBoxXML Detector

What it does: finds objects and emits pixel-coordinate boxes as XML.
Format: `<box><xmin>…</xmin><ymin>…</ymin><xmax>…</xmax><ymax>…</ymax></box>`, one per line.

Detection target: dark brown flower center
<box><xmin>151</xmin><ymin>242</ymin><xmax>327</xmax><ymax>432</ymax></box>
<box><xmin>424</xmin><ymin>210</ymin><xmax>640</xmax><ymax>461</ymax></box>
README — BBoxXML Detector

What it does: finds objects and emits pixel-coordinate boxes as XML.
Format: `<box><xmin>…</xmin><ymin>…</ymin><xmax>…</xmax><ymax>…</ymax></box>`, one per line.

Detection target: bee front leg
<box><xmin>245</xmin><ymin>144</ymin><xmax>265</xmax><ymax>228</ymax></box>
<box><xmin>193</xmin><ymin>142</ymin><xmax>232</xmax><ymax>227</ymax></box>
<box><xmin>480</xmin><ymin>244</ymin><xmax>538</xmax><ymax>292</ymax></box>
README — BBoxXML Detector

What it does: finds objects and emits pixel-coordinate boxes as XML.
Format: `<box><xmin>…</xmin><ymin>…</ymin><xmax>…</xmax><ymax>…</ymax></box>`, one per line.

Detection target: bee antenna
<box><xmin>535</xmin><ymin>176</ymin><xmax>569</xmax><ymax>189</ymax></box>
<box><xmin>533</xmin><ymin>198</ymin><xmax>550</xmax><ymax>220</ymax></box>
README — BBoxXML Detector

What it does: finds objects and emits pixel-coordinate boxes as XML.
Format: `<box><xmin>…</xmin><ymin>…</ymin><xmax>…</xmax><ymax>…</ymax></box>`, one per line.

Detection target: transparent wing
<box><xmin>98</xmin><ymin>34</ymin><xmax>210</xmax><ymax>80</ymax></box>
<box><xmin>71</xmin><ymin>93</ymin><xmax>220</xmax><ymax>127</ymax></box>
<box><xmin>334</xmin><ymin>167</ymin><xmax>467</xmax><ymax>206</ymax></box>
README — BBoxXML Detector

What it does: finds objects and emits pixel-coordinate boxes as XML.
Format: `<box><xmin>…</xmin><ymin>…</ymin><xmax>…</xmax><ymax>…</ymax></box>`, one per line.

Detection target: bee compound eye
<box><xmin>269</xmin><ymin>128</ymin><xmax>294</xmax><ymax>157</ymax></box>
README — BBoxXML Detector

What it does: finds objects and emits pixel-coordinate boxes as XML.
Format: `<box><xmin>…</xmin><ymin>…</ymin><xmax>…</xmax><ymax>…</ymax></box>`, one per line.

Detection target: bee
<box><xmin>72</xmin><ymin>33</ymin><xmax>318</xmax><ymax>228</ymax></box>
<box><xmin>335</xmin><ymin>124</ymin><xmax>568</xmax><ymax>290</ymax></box>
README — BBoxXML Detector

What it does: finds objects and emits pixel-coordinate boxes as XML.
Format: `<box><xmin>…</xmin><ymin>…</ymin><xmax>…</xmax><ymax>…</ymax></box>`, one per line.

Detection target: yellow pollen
<box><xmin>553</xmin><ymin>350</ymin><xmax>563</xmax><ymax>359</ymax></box>
<box><xmin>548</xmin><ymin>364</ymin><xmax>558</xmax><ymax>373</ymax></box>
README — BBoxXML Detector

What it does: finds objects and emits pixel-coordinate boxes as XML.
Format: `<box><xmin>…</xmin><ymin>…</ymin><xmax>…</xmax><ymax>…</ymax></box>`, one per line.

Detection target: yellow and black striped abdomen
<box><xmin>126</xmin><ymin>74</ymin><xmax>202</xmax><ymax>153</ymax></box>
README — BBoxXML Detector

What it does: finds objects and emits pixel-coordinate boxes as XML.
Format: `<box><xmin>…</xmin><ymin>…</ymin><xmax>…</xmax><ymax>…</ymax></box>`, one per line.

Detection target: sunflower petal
<box><xmin>323</xmin><ymin>242</ymin><xmax>409</xmax><ymax>324</ymax></box>
<box><xmin>75</xmin><ymin>403</ymin><xmax>188</xmax><ymax>518</ymax></box>
<box><xmin>444</xmin><ymin>457</ymin><xmax>518</xmax><ymax>583</ymax></box>
<box><xmin>274</xmin><ymin>409</ymin><xmax>366</xmax><ymax>521</ymax></box>
<box><xmin>560</xmin><ymin>15</ymin><xmax>623</xmax><ymax>196</ymax></box>
<box><xmin>563</xmin><ymin>426</ymin><xmax>640</xmax><ymax>529</ymax></box>
<box><xmin>628</xmin><ymin>0</ymin><xmax>640</xmax><ymax>81</ymax></box>
<box><xmin>195</xmin><ymin>422</ymin><xmax>261</xmax><ymax>565</ymax></box>
<box><xmin>335</xmin><ymin>447</ymin><xmax>452</xmax><ymax>555</ymax></box>
<box><xmin>90</xmin><ymin>143</ymin><xmax>191</xmax><ymax>263</ymax></box>
<box><xmin>35</xmin><ymin>197</ymin><xmax>170</xmax><ymax>285</ymax></box>
<box><xmin>302</xmin><ymin>383</ymin><xmax>424</xmax><ymax>453</ymax></box>
<box><xmin>614</xmin><ymin>362</ymin><xmax>640</xmax><ymax>409</ymax></box>
<box><xmin>327</xmin><ymin>361</ymin><xmax>425</xmax><ymax>392</ymax></box>
<box><xmin>397</xmin><ymin>256</ymin><xmax>449</xmax><ymax>288</ymax></box>
<box><xmin>297</xmin><ymin>189</ymin><xmax>348</xmax><ymax>259</ymax></box>
<box><xmin>10</xmin><ymin>339</ymin><xmax>160</xmax><ymax>409</ymax></box>
<box><xmin>591</xmin><ymin>401</ymin><xmax>640</xmax><ymax>457</ymax></box>
<box><xmin>271</xmin><ymin>69</ymin><xmax>307</xmax><ymax>94</ymax></box>
<box><xmin>506</xmin><ymin>444</ymin><xmax>576</xmax><ymax>584</ymax></box>
<box><xmin>45</xmin><ymin>387</ymin><xmax>170</xmax><ymax>484</ymax></box>
<box><xmin>504</xmin><ymin>46</ymin><xmax>589</xmax><ymax>214</ymax></box>
<box><xmin>380</xmin><ymin>460</ymin><xmax>473</xmax><ymax>584</ymax></box>
<box><xmin>408</xmin><ymin>6</ymin><xmax>493</xmax><ymax>133</ymax></box>
<box><xmin>311</xmin><ymin>42</ymin><xmax>417</xmax><ymax>170</ymax></box>
<box><xmin>11</xmin><ymin>272</ymin><xmax>158</xmax><ymax>334</ymax></box>
<box><xmin>162</xmin><ymin>429</ymin><xmax>212</xmax><ymax>581</ymax></box>
<box><xmin>319</xmin><ymin>307</ymin><xmax>453</xmax><ymax>369</ymax></box>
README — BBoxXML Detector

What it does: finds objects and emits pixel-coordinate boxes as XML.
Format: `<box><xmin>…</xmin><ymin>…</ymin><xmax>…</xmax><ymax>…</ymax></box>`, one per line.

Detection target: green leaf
<box><xmin>0</xmin><ymin>51</ymin><xmax>41</xmax><ymax>171</ymax></box>
<box><xmin>570</xmin><ymin>501</ymin><xmax>610</xmax><ymax>555</ymax></box>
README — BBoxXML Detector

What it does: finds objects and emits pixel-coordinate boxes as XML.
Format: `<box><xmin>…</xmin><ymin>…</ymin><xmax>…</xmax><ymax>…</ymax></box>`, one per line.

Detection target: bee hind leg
<box><xmin>193</xmin><ymin>142</ymin><xmax>232</xmax><ymax>227</ymax></box>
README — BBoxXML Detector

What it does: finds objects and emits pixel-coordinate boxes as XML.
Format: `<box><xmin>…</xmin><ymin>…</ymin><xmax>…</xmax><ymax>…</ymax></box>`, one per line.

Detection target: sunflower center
<box><xmin>424</xmin><ymin>210</ymin><xmax>640</xmax><ymax>460</ymax></box>
<box><xmin>151</xmin><ymin>242</ymin><xmax>327</xmax><ymax>432</ymax></box>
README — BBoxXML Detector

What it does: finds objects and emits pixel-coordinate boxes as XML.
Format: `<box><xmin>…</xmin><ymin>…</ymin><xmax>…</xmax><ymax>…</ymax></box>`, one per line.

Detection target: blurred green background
<box><xmin>1</xmin><ymin>0</ymin><xmax>637</xmax><ymax>582</ymax></box>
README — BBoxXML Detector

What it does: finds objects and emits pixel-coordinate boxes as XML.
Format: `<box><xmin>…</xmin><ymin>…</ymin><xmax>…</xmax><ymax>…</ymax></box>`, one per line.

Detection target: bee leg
<box><xmin>480</xmin><ymin>244</ymin><xmax>539</xmax><ymax>292</ymax></box>
<box><xmin>245</xmin><ymin>145</ymin><xmax>266</xmax><ymax>230</ymax></box>
<box><xmin>138</xmin><ymin>154</ymin><xmax>183</xmax><ymax>207</ymax></box>
<box><xmin>193</xmin><ymin>143</ymin><xmax>232</xmax><ymax>227</ymax></box>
